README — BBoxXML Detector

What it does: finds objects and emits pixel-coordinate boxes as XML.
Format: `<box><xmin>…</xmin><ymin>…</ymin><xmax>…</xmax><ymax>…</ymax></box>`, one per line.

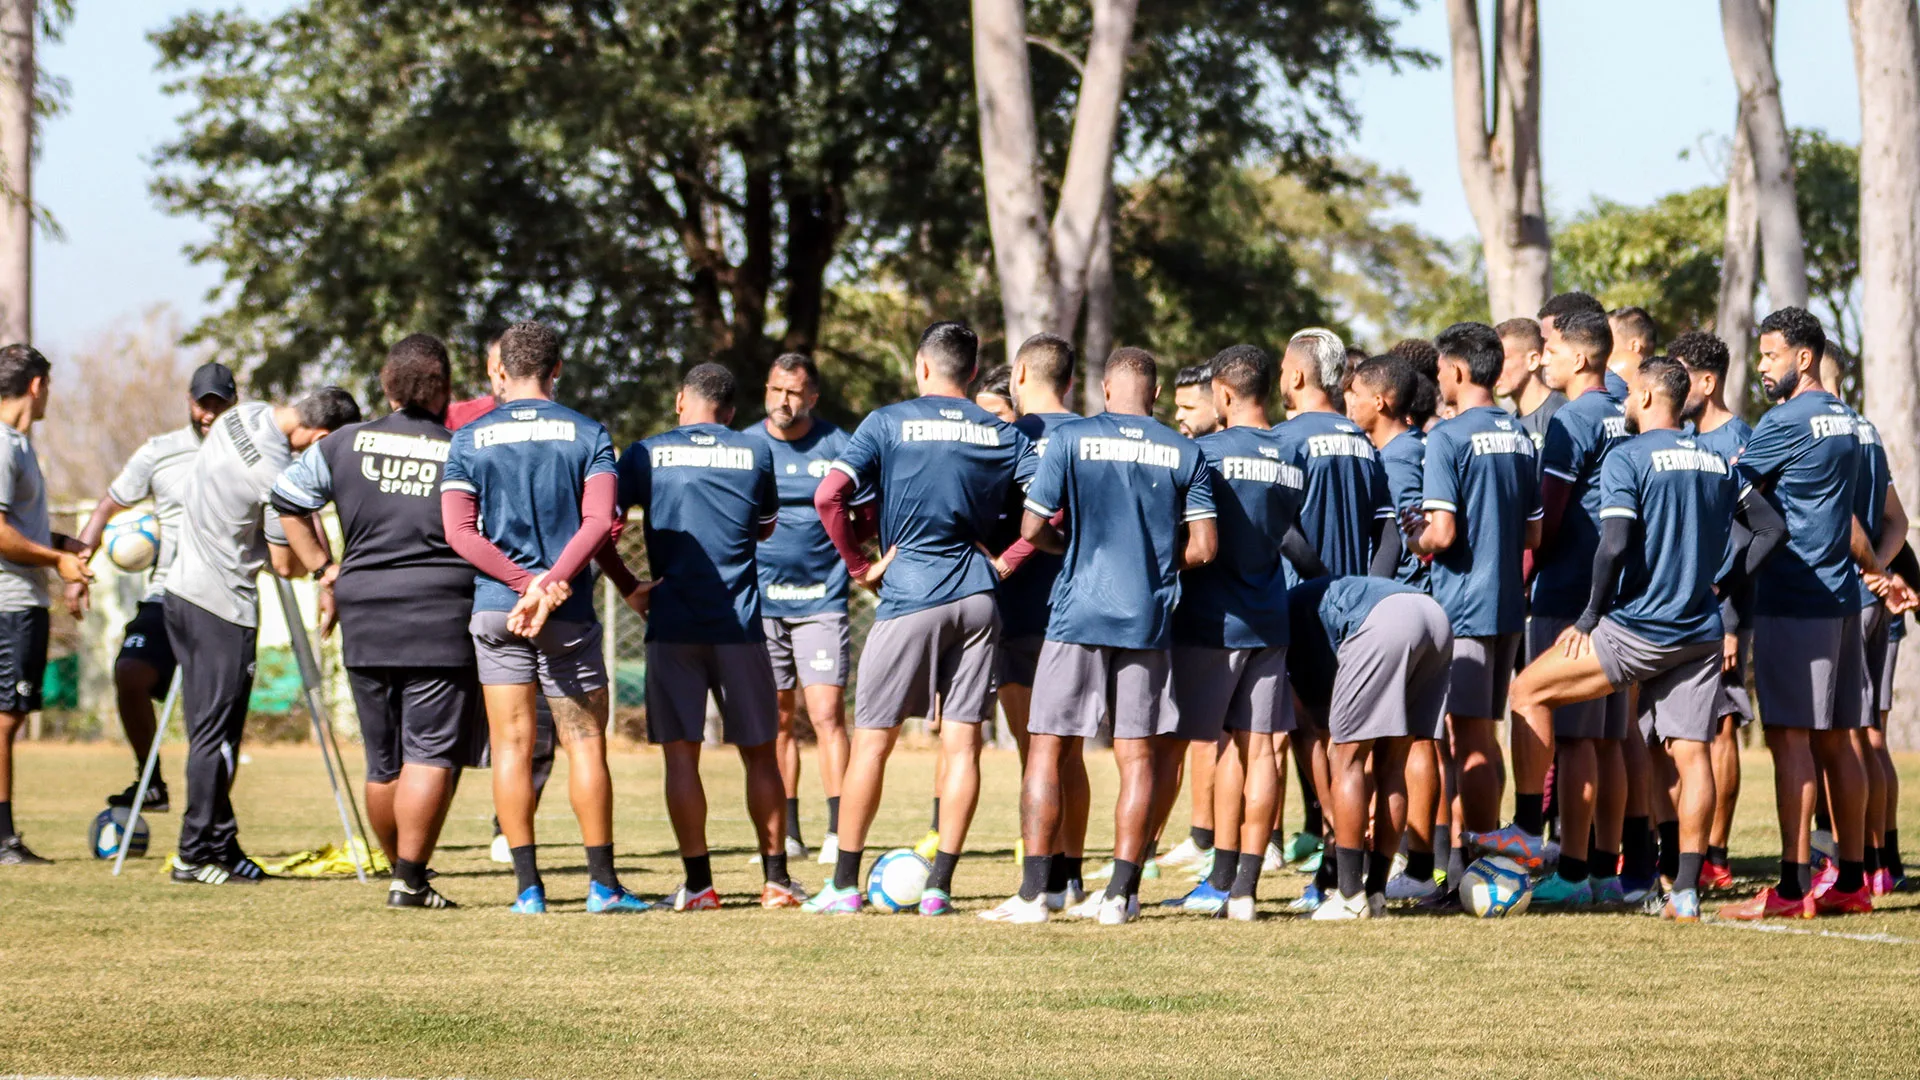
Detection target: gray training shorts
<box><xmin>1751</xmin><ymin>613</ymin><xmax>1870</xmax><ymax>732</ymax></box>
<box><xmin>763</xmin><ymin>612</ymin><xmax>851</xmax><ymax>691</ymax></box>
<box><xmin>469</xmin><ymin>612</ymin><xmax>607</xmax><ymax>699</ymax></box>
<box><xmin>1862</xmin><ymin>602</ymin><xmax>1896</xmax><ymax>716</ymax></box>
<box><xmin>1714</xmin><ymin>625</ymin><xmax>1753</xmax><ymax>728</ymax></box>
<box><xmin>997</xmin><ymin>634</ymin><xmax>1044</xmax><ymax>690</ymax></box>
<box><xmin>1029</xmin><ymin>641</ymin><xmax>1175</xmax><ymax>741</ymax></box>
<box><xmin>1529</xmin><ymin>614</ymin><xmax>1631</xmax><ymax>740</ymax></box>
<box><xmin>1592</xmin><ymin>618</ymin><xmax>1721</xmax><ymax>744</ymax></box>
<box><xmin>1169</xmin><ymin>645</ymin><xmax>1292</xmax><ymax>741</ymax></box>
<box><xmin>647</xmin><ymin>640</ymin><xmax>779</xmax><ymax>746</ymax></box>
<box><xmin>1323</xmin><ymin>593</ymin><xmax>1453</xmax><ymax>744</ymax></box>
<box><xmin>1447</xmin><ymin>632</ymin><xmax>1519</xmax><ymax>720</ymax></box>
<box><xmin>854</xmin><ymin>592</ymin><xmax>1000</xmax><ymax>730</ymax></box>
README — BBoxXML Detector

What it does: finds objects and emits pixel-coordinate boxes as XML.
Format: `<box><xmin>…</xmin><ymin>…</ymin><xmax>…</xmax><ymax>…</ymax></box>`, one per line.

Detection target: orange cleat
<box><xmin>1813</xmin><ymin>885</ymin><xmax>1873</xmax><ymax>916</ymax></box>
<box><xmin>760</xmin><ymin>880</ymin><xmax>806</xmax><ymax>909</ymax></box>
<box><xmin>1717</xmin><ymin>886</ymin><xmax>1815</xmax><ymax>921</ymax></box>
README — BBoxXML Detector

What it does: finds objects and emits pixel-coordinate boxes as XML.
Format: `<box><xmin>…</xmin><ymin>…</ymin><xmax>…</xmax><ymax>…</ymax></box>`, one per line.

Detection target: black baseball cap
<box><xmin>189</xmin><ymin>362</ymin><xmax>238</xmax><ymax>402</ymax></box>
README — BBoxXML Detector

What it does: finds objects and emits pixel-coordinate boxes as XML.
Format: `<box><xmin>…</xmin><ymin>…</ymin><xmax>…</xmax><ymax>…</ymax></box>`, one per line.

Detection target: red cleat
<box><xmin>1717</xmin><ymin>886</ymin><xmax>1815</xmax><ymax>921</ymax></box>
<box><xmin>1814</xmin><ymin>885</ymin><xmax>1873</xmax><ymax>916</ymax></box>
<box><xmin>1809</xmin><ymin>861</ymin><xmax>1838</xmax><ymax>899</ymax></box>
<box><xmin>1699</xmin><ymin>861</ymin><xmax>1735</xmax><ymax>890</ymax></box>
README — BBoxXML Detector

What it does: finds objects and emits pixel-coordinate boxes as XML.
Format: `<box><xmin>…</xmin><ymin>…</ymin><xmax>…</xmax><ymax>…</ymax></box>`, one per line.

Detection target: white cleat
<box><xmin>1263</xmin><ymin>840</ymin><xmax>1287</xmax><ymax>873</ymax></box>
<box><xmin>816</xmin><ymin>833</ymin><xmax>840</xmax><ymax>865</ymax></box>
<box><xmin>1384</xmin><ymin>872</ymin><xmax>1439</xmax><ymax>902</ymax></box>
<box><xmin>1309</xmin><ymin>890</ymin><xmax>1372</xmax><ymax>921</ymax></box>
<box><xmin>1158</xmin><ymin>837</ymin><xmax>1211</xmax><ymax>871</ymax></box>
<box><xmin>1045</xmin><ymin>881</ymin><xmax>1088</xmax><ymax>912</ymax></box>
<box><xmin>1067</xmin><ymin>887</ymin><xmax>1107</xmax><ymax>919</ymax></box>
<box><xmin>1225</xmin><ymin>895</ymin><xmax>1257</xmax><ymax>922</ymax></box>
<box><xmin>1097</xmin><ymin>891</ymin><xmax>1141</xmax><ymax>925</ymax></box>
<box><xmin>489</xmin><ymin>833</ymin><xmax>511</xmax><ymax>865</ymax></box>
<box><xmin>978</xmin><ymin>894</ymin><xmax>1050</xmax><ymax>924</ymax></box>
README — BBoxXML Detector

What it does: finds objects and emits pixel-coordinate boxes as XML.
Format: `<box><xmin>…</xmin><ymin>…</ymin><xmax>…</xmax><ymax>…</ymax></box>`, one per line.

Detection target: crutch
<box><xmin>111</xmin><ymin>668</ymin><xmax>182</xmax><ymax>875</ymax></box>
<box><xmin>274</xmin><ymin>576</ymin><xmax>371</xmax><ymax>883</ymax></box>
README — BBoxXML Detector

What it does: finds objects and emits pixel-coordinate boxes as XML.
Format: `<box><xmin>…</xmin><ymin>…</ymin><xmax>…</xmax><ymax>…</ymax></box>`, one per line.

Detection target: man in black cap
<box><xmin>71</xmin><ymin>361</ymin><xmax>239</xmax><ymax>812</ymax></box>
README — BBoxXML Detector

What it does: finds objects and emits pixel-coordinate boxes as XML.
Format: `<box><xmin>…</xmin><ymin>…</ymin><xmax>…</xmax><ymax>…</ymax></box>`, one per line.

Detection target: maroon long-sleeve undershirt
<box><xmin>815</xmin><ymin>469</ymin><xmax>871</xmax><ymax>577</ymax></box>
<box><xmin>441</xmin><ymin>471</ymin><xmax>620</xmax><ymax>595</ymax></box>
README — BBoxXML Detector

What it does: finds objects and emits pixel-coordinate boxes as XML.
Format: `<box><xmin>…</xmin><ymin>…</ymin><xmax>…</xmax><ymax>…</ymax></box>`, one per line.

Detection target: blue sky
<box><xmin>32</xmin><ymin>0</ymin><xmax>1864</xmax><ymax>355</ymax></box>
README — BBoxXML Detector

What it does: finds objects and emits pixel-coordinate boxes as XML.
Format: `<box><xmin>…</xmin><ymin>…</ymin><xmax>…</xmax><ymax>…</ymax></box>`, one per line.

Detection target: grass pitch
<box><xmin>4</xmin><ymin>740</ymin><xmax>1919</xmax><ymax>1079</ymax></box>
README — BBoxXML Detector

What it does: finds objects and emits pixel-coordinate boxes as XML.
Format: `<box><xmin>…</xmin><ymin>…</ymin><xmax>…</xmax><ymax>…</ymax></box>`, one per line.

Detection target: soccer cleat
<box><xmin>1618</xmin><ymin>878</ymin><xmax>1657</xmax><ymax>906</ymax></box>
<box><xmin>1309</xmin><ymin>889</ymin><xmax>1370</xmax><ymax>920</ymax></box>
<box><xmin>1416</xmin><ymin>887</ymin><xmax>1463</xmax><ymax>913</ymax></box>
<box><xmin>106</xmin><ymin>778</ymin><xmax>169</xmax><ymax>813</ymax></box>
<box><xmin>913</xmin><ymin>830</ymin><xmax>940</xmax><ymax>861</ymax></box>
<box><xmin>1044</xmin><ymin>880</ymin><xmax>1088</xmax><ymax>912</ymax></box>
<box><xmin>1717</xmin><ymin>887</ymin><xmax>1814</xmax><ymax>921</ymax></box>
<box><xmin>1810</xmin><ymin>828</ymin><xmax>1837</xmax><ymax>868</ymax></box>
<box><xmin>664</xmin><ymin>884</ymin><xmax>719</xmax><ymax>912</ymax></box>
<box><xmin>1293</xmin><ymin>850</ymin><xmax>1322</xmax><ymax>876</ymax></box>
<box><xmin>917</xmin><ymin>888</ymin><xmax>955</xmax><ymax>916</ymax></box>
<box><xmin>1809</xmin><ymin>861</ymin><xmax>1838</xmax><ymax>899</ymax></box>
<box><xmin>388</xmin><ymin>880</ymin><xmax>458</xmax><ymax>909</ymax></box>
<box><xmin>1530</xmin><ymin>874</ymin><xmax>1594</xmax><ymax>907</ymax></box>
<box><xmin>1661</xmin><ymin>889</ymin><xmax>1700</xmax><ymax>922</ymax></box>
<box><xmin>510</xmin><ymin>884</ymin><xmax>548</xmax><ymax>914</ymax></box>
<box><xmin>489</xmin><ymin>833</ymin><xmax>512</xmax><ymax>865</ymax></box>
<box><xmin>1158</xmin><ymin>836</ymin><xmax>1212</xmax><ymax>871</ymax></box>
<box><xmin>1590</xmin><ymin>877</ymin><xmax>1627</xmax><ymax>906</ymax></box>
<box><xmin>1283</xmin><ymin>831</ymin><xmax>1323</xmax><ymax>865</ymax></box>
<box><xmin>1288</xmin><ymin>883</ymin><xmax>1327</xmax><ymax>913</ymax></box>
<box><xmin>225</xmin><ymin>854</ymin><xmax>270</xmax><ymax>882</ymax></box>
<box><xmin>801</xmin><ymin>882</ymin><xmax>863</xmax><ymax>915</ymax></box>
<box><xmin>1225</xmin><ymin>895</ymin><xmax>1257</xmax><ymax>922</ymax></box>
<box><xmin>0</xmin><ymin>834</ymin><xmax>51</xmax><ymax>866</ymax></box>
<box><xmin>1096</xmin><ymin>891</ymin><xmax>1140</xmax><ymax>925</ymax></box>
<box><xmin>760</xmin><ymin>880</ymin><xmax>807</xmax><ymax>909</ymax></box>
<box><xmin>1385</xmin><ymin>873</ymin><xmax>1439</xmax><ymax>902</ymax></box>
<box><xmin>1464</xmin><ymin>824</ymin><xmax>1552</xmax><ymax>870</ymax></box>
<box><xmin>587</xmin><ymin>882</ymin><xmax>654</xmax><ymax>913</ymax></box>
<box><xmin>979</xmin><ymin>894</ymin><xmax>1050</xmax><ymax>924</ymax></box>
<box><xmin>1262</xmin><ymin>840</ymin><xmax>1287</xmax><ymax>873</ymax></box>
<box><xmin>1869</xmin><ymin>868</ymin><xmax>1895</xmax><ymax>897</ymax></box>
<box><xmin>1699</xmin><ymin>860</ymin><xmax>1735</xmax><ymax>890</ymax></box>
<box><xmin>1188</xmin><ymin>846</ymin><xmax>1216</xmax><ymax>882</ymax></box>
<box><xmin>1142</xmin><ymin>858</ymin><xmax>1161</xmax><ymax>880</ymax></box>
<box><xmin>1067</xmin><ymin>887</ymin><xmax>1107</xmax><ymax>919</ymax></box>
<box><xmin>816</xmin><ymin>832</ymin><xmax>840</xmax><ymax>865</ymax></box>
<box><xmin>1164</xmin><ymin>881</ymin><xmax>1228</xmax><ymax>914</ymax></box>
<box><xmin>169</xmin><ymin>856</ymin><xmax>253</xmax><ymax>885</ymax></box>
<box><xmin>1813</xmin><ymin>884</ymin><xmax>1872</xmax><ymax>916</ymax></box>
<box><xmin>1086</xmin><ymin>860</ymin><xmax>1117</xmax><ymax>881</ymax></box>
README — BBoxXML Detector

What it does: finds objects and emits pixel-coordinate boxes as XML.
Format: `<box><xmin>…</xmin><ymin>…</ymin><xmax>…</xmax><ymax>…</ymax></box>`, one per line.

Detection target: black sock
<box><xmin>1064</xmin><ymin>855</ymin><xmax>1084</xmax><ymax>886</ymax></box>
<box><xmin>930</xmin><ymin>798</ymin><xmax>940</xmax><ymax>830</ymax></box>
<box><xmin>1365</xmin><ymin>850</ymin><xmax>1391</xmax><ymax>897</ymax></box>
<box><xmin>1515</xmin><ymin>793</ymin><xmax>1546</xmax><ymax>835</ymax></box>
<box><xmin>0</xmin><ymin>801</ymin><xmax>11</xmax><ymax>838</ymax></box>
<box><xmin>510</xmin><ymin>844</ymin><xmax>541</xmax><ymax>894</ymax></box>
<box><xmin>764</xmin><ymin>852</ymin><xmax>789</xmax><ymax>887</ymax></box>
<box><xmin>1777</xmin><ymin>859</ymin><xmax>1808</xmax><ymax>901</ymax></box>
<box><xmin>1434</xmin><ymin>825</ymin><xmax>1451</xmax><ymax>863</ymax></box>
<box><xmin>1206</xmin><ymin>848</ymin><xmax>1238</xmax><ymax>892</ymax></box>
<box><xmin>1143</xmin><ymin>838</ymin><xmax>1159</xmax><ymax>863</ymax></box>
<box><xmin>1302</xmin><ymin>802</ymin><xmax>1324</xmax><ymax>838</ymax></box>
<box><xmin>1656</xmin><ymin>819</ymin><xmax>1679</xmax><ymax>882</ymax></box>
<box><xmin>393</xmin><ymin>856</ymin><xmax>428</xmax><ymax>890</ymax></box>
<box><xmin>1190</xmin><ymin>825</ymin><xmax>1215</xmax><ymax>851</ymax></box>
<box><xmin>785</xmin><ymin>798</ymin><xmax>803</xmax><ymax>843</ymax></box>
<box><xmin>1045</xmin><ymin>852</ymin><xmax>1070</xmax><ymax>894</ymax></box>
<box><xmin>1447</xmin><ymin>845</ymin><xmax>1467</xmax><ymax>888</ymax></box>
<box><xmin>1866</xmin><ymin>845</ymin><xmax>1882</xmax><ymax>875</ymax></box>
<box><xmin>1109</xmin><ymin>859</ymin><xmax>1143</xmax><ymax>900</ymax></box>
<box><xmin>929</xmin><ymin>851</ymin><xmax>960</xmax><ymax>894</ymax></box>
<box><xmin>1592</xmin><ymin>849</ymin><xmax>1619</xmax><ymax>882</ymax></box>
<box><xmin>1884</xmin><ymin>830</ymin><xmax>1904</xmax><ymax>878</ymax></box>
<box><xmin>834</xmin><ymin>848</ymin><xmax>863</xmax><ymax>892</ymax></box>
<box><xmin>1707</xmin><ymin>844</ymin><xmax>1730</xmax><ymax>869</ymax></box>
<box><xmin>1020</xmin><ymin>855</ymin><xmax>1050</xmax><ymax>902</ymax></box>
<box><xmin>1837</xmin><ymin>858</ymin><xmax>1865</xmax><ymax>894</ymax></box>
<box><xmin>1231</xmin><ymin>852</ymin><xmax>1263</xmax><ymax>899</ymax></box>
<box><xmin>1558</xmin><ymin>855</ymin><xmax>1590</xmax><ymax>884</ymax></box>
<box><xmin>682</xmin><ymin>853</ymin><xmax>712</xmax><ymax>894</ymax></box>
<box><xmin>1406</xmin><ymin>848</ymin><xmax>1435</xmax><ymax>882</ymax></box>
<box><xmin>827</xmin><ymin>796</ymin><xmax>840</xmax><ymax>835</ymax></box>
<box><xmin>1676</xmin><ymin>852</ymin><xmax>1703</xmax><ymax>894</ymax></box>
<box><xmin>1797</xmin><ymin>860</ymin><xmax>1814</xmax><ymax>895</ymax></box>
<box><xmin>1814</xmin><ymin>806</ymin><xmax>1833</xmax><ymax>833</ymax></box>
<box><xmin>1621</xmin><ymin>816</ymin><xmax>1651</xmax><ymax>881</ymax></box>
<box><xmin>1315</xmin><ymin>850</ymin><xmax>1338</xmax><ymax>892</ymax></box>
<box><xmin>585</xmin><ymin>844</ymin><xmax>618</xmax><ymax>890</ymax></box>
<box><xmin>1335</xmin><ymin>846</ymin><xmax>1365</xmax><ymax>897</ymax></box>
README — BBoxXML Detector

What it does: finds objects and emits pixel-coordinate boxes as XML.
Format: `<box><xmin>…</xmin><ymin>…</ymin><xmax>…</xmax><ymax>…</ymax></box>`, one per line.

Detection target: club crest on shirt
<box><xmin>940</xmin><ymin>408</ymin><xmax>964</xmax><ymax>421</ymax></box>
<box><xmin>690</xmin><ymin>433</ymin><xmax>716</xmax><ymax>446</ymax></box>
<box><xmin>512</xmin><ymin>409</ymin><xmax>537</xmax><ymax>420</ymax></box>
<box><xmin>807</xmin><ymin>460</ymin><xmax>832</xmax><ymax>478</ymax></box>
<box><xmin>1117</xmin><ymin>425</ymin><xmax>1144</xmax><ymax>439</ymax></box>
<box><xmin>1494</xmin><ymin>418</ymin><xmax>1514</xmax><ymax>431</ymax></box>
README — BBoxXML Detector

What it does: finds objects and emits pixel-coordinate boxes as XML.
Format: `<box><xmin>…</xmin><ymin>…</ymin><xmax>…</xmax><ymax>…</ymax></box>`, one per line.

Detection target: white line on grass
<box><xmin>1702</xmin><ymin>919</ymin><xmax>1917</xmax><ymax>946</ymax></box>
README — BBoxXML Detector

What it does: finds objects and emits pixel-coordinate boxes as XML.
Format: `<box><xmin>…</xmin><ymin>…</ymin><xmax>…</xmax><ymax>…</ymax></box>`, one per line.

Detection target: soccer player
<box><xmin>69</xmin><ymin>362</ymin><xmax>237</xmax><ymax>814</ymax></box>
<box><xmin>440</xmin><ymin>320</ymin><xmax>645</xmax><ymax>914</ymax></box>
<box><xmin>615</xmin><ymin>363</ymin><xmax>794</xmax><ymax>909</ymax></box>
<box><xmin>1173</xmin><ymin>363</ymin><xmax>1219</xmax><ymax>439</ymax></box>
<box><xmin>1404</xmin><ymin>322</ymin><xmax>1542</xmax><ymax>902</ymax></box>
<box><xmin>1161</xmin><ymin>345</ymin><xmax>1312</xmax><ymax>920</ymax></box>
<box><xmin>1495</xmin><ymin>318</ymin><xmax>1564</xmax><ymax>457</ymax></box>
<box><xmin>269</xmin><ymin>335</ymin><xmax>476</xmax><ymax>909</ymax></box>
<box><xmin>166</xmin><ymin>384</ymin><xmax>361</xmax><ymax>884</ymax></box>
<box><xmin>1720</xmin><ymin>307</ymin><xmax>1888</xmax><ymax>918</ymax></box>
<box><xmin>1287</xmin><ymin>574</ymin><xmax>1453</xmax><ymax>920</ymax></box>
<box><xmin>1607</xmin><ymin>306</ymin><xmax>1659</xmax><ymax>389</ymax></box>
<box><xmin>972</xmin><ymin>364</ymin><xmax>1018</xmax><ymax>424</ymax></box>
<box><xmin>743</xmin><ymin>353</ymin><xmax>860</xmax><ymax>866</ymax></box>
<box><xmin>1508</xmin><ymin>358</ymin><xmax>1781</xmax><ymax>920</ymax></box>
<box><xmin>1486</xmin><ymin>307</ymin><xmax>1634</xmax><ymax>902</ymax></box>
<box><xmin>1347</xmin><ymin>355</ymin><xmax>1425</xmax><ymax>588</ymax></box>
<box><xmin>1161</xmin><ymin>361</ymin><xmax>1226</xmax><ymax>879</ymax></box>
<box><xmin>0</xmin><ymin>345</ymin><xmax>91</xmax><ymax>866</ymax></box>
<box><xmin>1538</xmin><ymin>291</ymin><xmax>1627</xmax><ymax>400</ymax></box>
<box><xmin>809</xmin><ymin>321</ymin><xmax>1033</xmax><ymax>915</ymax></box>
<box><xmin>981</xmin><ymin>347</ymin><xmax>1215</xmax><ymax>925</ymax></box>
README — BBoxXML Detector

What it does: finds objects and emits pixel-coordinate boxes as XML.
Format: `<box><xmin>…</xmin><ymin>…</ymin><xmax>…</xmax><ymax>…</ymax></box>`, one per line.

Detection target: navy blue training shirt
<box><xmin>1421</xmin><ymin>404</ymin><xmax>1542</xmax><ymax>637</ymax></box>
<box><xmin>1378</xmin><ymin>428</ymin><xmax>1428</xmax><ymax>588</ymax></box>
<box><xmin>1025</xmin><ymin>413</ymin><xmax>1215</xmax><ymax>650</ymax></box>
<box><xmin>1695</xmin><ymin>415</ymin><xmax>1753</xmax><ymax>589</ymax></box>
<box><xmin>1532</xmin><ymin>387</ymin><xmax>1629</xmax><ymax>618</ymax></box>
<box><xmin>996</xmin><ymin>411</ymin><xmax>1079</xmax><ymax>639</ymax></box>
<box><xmin>619</xmin><ymin>423</ymin><xmax>779</xmax><ymax>644</ymax></box>
<box><xmin>441</xmin><ymin>397</ymin><xmax>616</xmax><ymax>623</ymax></box>
<box><xmin>1172</xmin><ymin>425</ymin><xmax>1306</xmax><ymax>649</ymax></box>
<box><xmin>740</xmin><ymin>418</ymin><xmax>861</xmax><ymax>619</ymax></box>
<box><xmin>1284</xmin><ymin>575</ymin><xmax>1426</xmax><ymax>716</ymax></box>
<box><xmin>1734</xmin><ymin>390</ymin><xmax>1863</xmax><ymax>619</ymax></box>
<box><xmin>1276</xmin><ymin>410</ymin><xmax>1392</xmax><ymax>578</ymax></box>
<box><xmin>1852</xmin><ymin>412</ymin><xmax>1892</xmax><ymax>611</ymax></box>
<box><xmin>832</xmin><ymin>396</ymin><xmax>1034</xmax><ymax>621</ymax></box>
<box><xmin>1598</xmin><ymin>429</ymin><xmax>1737</xmax><ymax>646</ymax></box>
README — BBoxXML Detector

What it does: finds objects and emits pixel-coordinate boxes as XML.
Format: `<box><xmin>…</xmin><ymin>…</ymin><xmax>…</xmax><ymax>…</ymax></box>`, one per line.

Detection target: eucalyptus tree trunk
<box><xmin>1447</xmin><ymin>0</ymin><xmax>1548</xmax><ymax>321</ymax></box>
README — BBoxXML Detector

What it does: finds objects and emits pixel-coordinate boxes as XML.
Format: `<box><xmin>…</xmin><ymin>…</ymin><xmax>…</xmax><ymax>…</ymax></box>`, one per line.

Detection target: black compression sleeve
<box><xmin>1575</xmin><ymin>516</ymin><xmax>1632</xmax><ymax>634</ymax></box>
<box><xmin>1737</xmin><ymin>487</ymin><xmax>1788</xmax><ymax>578</ymax></box>
<box><xmin>1891</xmin><ymin>542</ymin><xmax>1920</xmax><ymax>593</ymax></box>
<box><xmin>1281</xmin><ymin>524</ymin><xmax>1330</xmax><ymax>581</ymax></box>
<box><xmin>1367</xmin><ymin>514</ymin><xmax>1402</xmax><ymax>579</ymax></box>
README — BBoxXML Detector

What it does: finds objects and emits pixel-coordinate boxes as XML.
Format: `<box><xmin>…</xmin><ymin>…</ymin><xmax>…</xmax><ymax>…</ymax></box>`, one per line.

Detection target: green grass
<box><xmin>4</xmin><ymin>740</ymin><xmax>1920</xmax><ymax>1079</ymax></box>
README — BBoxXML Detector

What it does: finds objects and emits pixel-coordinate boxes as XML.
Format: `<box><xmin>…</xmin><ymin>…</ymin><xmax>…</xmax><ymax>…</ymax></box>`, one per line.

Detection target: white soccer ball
<box><xmin>1461</xmin><ymin>855</ymin><xmax>1533</xmax><ymax>918</ymax></box>
<box><xmin>866</xmin><ymin>848</ymin><xmax>931</xmax><ymax>912</ymax></box>
<box><xmin>102</xmin><ymin>509</ymin><xmax>159</xmax><ymax>573</ymax></box>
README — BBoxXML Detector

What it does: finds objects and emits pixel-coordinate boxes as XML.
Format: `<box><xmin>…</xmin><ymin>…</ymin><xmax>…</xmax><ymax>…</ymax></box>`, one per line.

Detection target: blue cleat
<box><xmin>1162</xmin><ymin>881</ymin><xmax>1228</xmax><ymax>914</ymax></box>
<box><xmin>586</xmin><ymin>881</ymin><xmax>654</xmax><ymax>913</ymax></box>
<box><xmin>1287</xmin><ymin>882</ymin><xmax>1327</xmax><ymax>913</ymax></box>
<box><xmin>511</xmin><ymin>884</ymin><xmax>548</xmax><ymax>914</ymax></box>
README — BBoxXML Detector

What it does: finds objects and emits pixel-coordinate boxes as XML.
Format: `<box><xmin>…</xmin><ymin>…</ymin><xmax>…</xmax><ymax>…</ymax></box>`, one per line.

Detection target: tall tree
<box><xmin>0</xmin><ymin>0</ymin><xmax>31</xmax><ymax>344</ymax></box>
<box><xmin>1715</xmin><ymin>0</ymin><xmax>1770</xmax><ymax>410</ymax></box>
<box><xmin>1447</xmin><ymin>0</ymin><xmax>1547</xmax><ymax>321</ymax></box>
<box><xmin>1722</xmin><ymin>0</ymin><xmax>1807</xmax><ymax>309</ymax></box>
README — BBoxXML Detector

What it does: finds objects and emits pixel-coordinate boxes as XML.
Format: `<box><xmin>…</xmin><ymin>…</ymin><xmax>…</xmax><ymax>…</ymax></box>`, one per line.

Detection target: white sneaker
<box><xmin>1045</xmin><ymin>881</ymin><xmax>1088</xmax><ymax>912</ymax></box>
<box><xmin>1385</xmin><ymin>872</ymin><xmax>1439</xmax><ymax>901</ymax></box>
<box><xmin>1309</xmin><ymin>890</ymin><xmax>1371</xmax><ymax>920</ymax></box>
<box><xmin>978</xmin><ymin>894</ymin><xmax>1050</xmax><ymax>924</ymax></box>
<box><xmin>489</xmin><ymin>833</ymin><xmax>511</xmax><ymax>865</ymax></box>
<box><xmin>1067</xmin><ymin>887</ymin><xmax>1106</xmax><ymax>919</ymax></box>
<box><xmin>1389</xmin><ymin>850</ymin><xmax>1408</xmax><ymax>880</ymax></box>
<box><xmin>1225</xmin><ymin>895</ymin><xmax>1257</xmax><ymax>922</ymax></box>
<box><xmin>817</xmin><ymin>833</ymin><xmax>839</xmax><ymax>865</ymax></box>
<box><xmin>1367</xmin><ymin>892</ymin><xmax>1388</xmax><ymax>918</ymax></box>
<box><xmin>1159</xmin><ymin>837</ymin><xmax>1210</xmax><ymax>870</ymax></box>
<box><xmin>1097</xmin><ymin>891</ymin><xmax>1140</xmax><ymax>925</ymax></box>
<box><xmin>1263</xmin><ymin>840</ymin><xmax>1286</xmax><ymax>873</ymax></box>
